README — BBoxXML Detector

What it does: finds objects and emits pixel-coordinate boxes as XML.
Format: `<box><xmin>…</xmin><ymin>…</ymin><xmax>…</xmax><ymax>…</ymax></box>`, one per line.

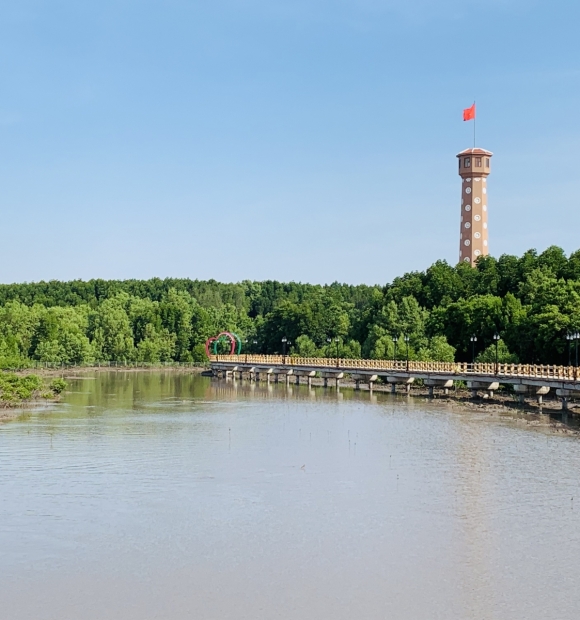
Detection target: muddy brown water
<box><xmin>1</xmin><ymin>371</ymin><xmax>579</xmax><ymax>619</ymax></box>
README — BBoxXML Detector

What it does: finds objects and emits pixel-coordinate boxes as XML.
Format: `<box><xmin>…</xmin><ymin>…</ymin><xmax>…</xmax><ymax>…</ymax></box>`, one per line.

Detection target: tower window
<box><xmin>485</xmin><ymin>158</ymin><xmax>490</xmax><ymax>167</ymax></box>
<box><xmin>464</xmin><ymin>157</ymin><xmax>471</xmax><ymax>167</ymax></box>
<box><xmin>475</xmin><ymin>157</ymin><xmax>482</xmax><ymax>167</ymax></box>
<box><xmin>458</xmin><ymin>159</ymin><xmax>461</xmax><ymax>169</ymax></box>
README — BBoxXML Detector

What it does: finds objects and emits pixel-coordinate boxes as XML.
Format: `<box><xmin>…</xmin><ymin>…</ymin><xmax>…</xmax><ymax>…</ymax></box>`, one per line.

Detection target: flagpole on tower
<box><xmin>473</xmin><ymin>100</ymin><xmax>476</xmax><ymax>148</ymax></box>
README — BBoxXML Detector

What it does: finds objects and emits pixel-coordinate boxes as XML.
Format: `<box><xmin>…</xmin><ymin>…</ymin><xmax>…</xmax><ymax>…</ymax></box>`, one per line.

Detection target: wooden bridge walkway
<box><xmin>209</xmin><ymin>354</ymin><xmax>580</xmax><ymax>409</ymax></box>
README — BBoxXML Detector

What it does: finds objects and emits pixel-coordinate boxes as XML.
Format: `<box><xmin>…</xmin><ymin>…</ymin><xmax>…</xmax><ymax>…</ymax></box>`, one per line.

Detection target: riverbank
<box><xmin>3</xmin><ymin>365</ymin><xmax>576</xmax><ymax>429</ymax></box>
<box><xmin>11</xmin><ymin>364</ymin><xmax>208</xmax><ymax>379</ymax></box>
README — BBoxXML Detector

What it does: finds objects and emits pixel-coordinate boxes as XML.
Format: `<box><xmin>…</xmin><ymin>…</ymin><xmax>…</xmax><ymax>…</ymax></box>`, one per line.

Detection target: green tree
<box><xmin>90</xmin><ymin>295</ymin><xmax>135</xmax><ymax>361</ymax></box>
<box><xmin>476</xmin><ymin>339</ymin><xmax>519</xmax><ymax>364</ymax></box>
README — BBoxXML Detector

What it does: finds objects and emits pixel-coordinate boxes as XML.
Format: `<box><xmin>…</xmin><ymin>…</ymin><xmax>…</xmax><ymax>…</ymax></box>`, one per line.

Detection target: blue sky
<box><xmin>1</xmin><ymin>0</ymin><xmax>579</xmax><ymax>285</ymax></box>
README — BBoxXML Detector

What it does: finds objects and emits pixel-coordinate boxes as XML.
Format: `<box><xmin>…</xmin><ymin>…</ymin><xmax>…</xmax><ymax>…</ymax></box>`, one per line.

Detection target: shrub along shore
<box><xmin>0</xmin><ymin>246</ymin><xmax>579</xmax><ymax>369</ymax></box>
<box><xmin>0</xmin><ymin>373</ymin><xmax>66</xmax><ymax>410</ymax></box>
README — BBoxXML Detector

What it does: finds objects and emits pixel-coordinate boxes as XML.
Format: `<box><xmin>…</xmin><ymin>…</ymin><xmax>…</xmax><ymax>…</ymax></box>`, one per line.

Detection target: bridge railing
<box><xmin>209</xmin><ymin>355</ymin><xmax>579</xmax><ymax>381</ymax></box>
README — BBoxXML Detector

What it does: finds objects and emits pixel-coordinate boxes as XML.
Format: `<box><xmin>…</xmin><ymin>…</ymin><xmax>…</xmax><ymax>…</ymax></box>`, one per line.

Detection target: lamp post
<box><xmin>573</xmin><ymin>332</ymin><xmax>580</xmax><ymax>377</ymax></box>
<box><xmin>244</xmin><ymin>339</ymin><xmax>248</xmax><ymax>363</ymax></box>
<box><xmin>282</xmin><ymin>337</ymin><xmax>287</xmax><ymax>364</ymax></box>
<box><xmin>392</xmin><ymin>336</ymin><xmax>398</xmax><ymax>365</ymax></box>
<box><xmin>470</xmin><ymin>334</ymin><xmax>477</xmax><ymax>367</ymax></box>
<box><xmin>493</xmin><ymin>332</ymin><xmax>500</xmax><ymax>375</ymax></box>
<box><xmin>566</xmin><ymin>333</ymin><xmax>573</xmax><ymax>367</ymax></box>
<box><xmin>404</xmin><ymin>335</ymin><xmax>410</xmax><ymax>372</ymax></box>
<box><xmin>326</xmin><ymin>337</ymin><xmax>340</xmax><ymax>366</ymax></box>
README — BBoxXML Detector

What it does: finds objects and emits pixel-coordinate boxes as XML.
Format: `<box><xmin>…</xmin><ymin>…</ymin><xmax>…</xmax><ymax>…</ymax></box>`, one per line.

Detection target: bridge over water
<box><xmin>210</xmin><ymin>355</ymin><xmax>580</xmax><ymax>410</ymax></box>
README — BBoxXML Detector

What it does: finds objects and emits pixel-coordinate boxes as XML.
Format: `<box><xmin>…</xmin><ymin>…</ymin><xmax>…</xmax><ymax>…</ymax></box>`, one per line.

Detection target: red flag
<box><xmin>463</xmin><ymin>103</ymin><xmax>476</xmax><ymax>121</ymax></box>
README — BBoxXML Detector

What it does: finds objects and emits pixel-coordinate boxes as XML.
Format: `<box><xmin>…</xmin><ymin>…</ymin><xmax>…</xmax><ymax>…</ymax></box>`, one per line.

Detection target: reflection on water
<box><xmin>1</xmin><ymin>371</ymin><xmax>580</xmax><ymax>620</ymax></box>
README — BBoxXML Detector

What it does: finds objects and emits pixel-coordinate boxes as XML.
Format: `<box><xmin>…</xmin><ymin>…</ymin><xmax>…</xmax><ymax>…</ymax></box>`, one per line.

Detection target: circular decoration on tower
<box><xmin>465</xmin><ymin>187</ymin><xmax>472</xmax><ymax>194</ymax></box>
<box><xmin>484</xmin><ymin>240</ymin><xmax>488</xmax><ymax>246</ymax></box>
<box><xmin>483</xmin><ymin>188</ymin><xmax>487</xmax><ymax>194</ymax></box>
<box><xmin>483</xmin><ymin>205</ymin><xmax>487</xmax><ymax>211</ymax></box>
<box><xmin>474</xmin><ymin>232</ymin><xmax>481</xmax><ymax>239</ymax></box>
<box><xmin>483</xmin><ymin>222</ymin><xmax>487</xmax><ymax>228</ymax></box>
<box><xmin>464</xmin><ymin>257</ymin><xmax>470</xmax><ymax>262</ymax></box>
<box><xmin>474</xmin><ymin>250</ymin><xmax>481</xmax><ymax>256</ymax></box>
<box><xmin>465</xmin><ymin>204</ymin><xmax>471</xmax><ymax>211</ymax></box>
<box><xmin>475</xmin><ymin>177</ymin><xmax>481</xmax><ymax>182</ymax></box>
<box><xmin>464</xmin><ymin>222</ymin><xmax>471</xmax><ymax>229</ymax></box>
<box><xmin>464</xmin><ymin>239</ymin><xmax>470</xmax><ymax>246</ymax></box>
<box><xmin>474</xmin><ymin>197</ymin><xmax>481</xmax><ymax>204</ymax></box>
<box><xmin>474</xmin><ymin>214</ymin><xmax>481</xmax><ymax>221</ymax></box>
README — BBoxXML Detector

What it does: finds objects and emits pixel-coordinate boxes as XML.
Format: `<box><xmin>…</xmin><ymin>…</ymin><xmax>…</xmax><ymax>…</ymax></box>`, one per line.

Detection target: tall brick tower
<box><xmin>457</xmin><ymin>148</ymin><xmax>492</xmax><ymax>265</ymax></box>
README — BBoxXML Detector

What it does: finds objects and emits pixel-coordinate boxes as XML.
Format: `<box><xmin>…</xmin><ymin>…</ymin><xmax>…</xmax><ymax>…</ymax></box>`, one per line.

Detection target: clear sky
<box><xmin>1</xmin><ymin>0</ymin><xmax>579</xmax><ymax>285</ymax></box>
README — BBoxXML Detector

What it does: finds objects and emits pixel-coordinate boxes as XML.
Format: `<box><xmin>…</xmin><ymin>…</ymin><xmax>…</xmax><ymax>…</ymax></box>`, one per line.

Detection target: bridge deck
<box><xmin>209</xmin><ymin>355</ymin><xmax>580</xmax><ymax>390</ymax></box>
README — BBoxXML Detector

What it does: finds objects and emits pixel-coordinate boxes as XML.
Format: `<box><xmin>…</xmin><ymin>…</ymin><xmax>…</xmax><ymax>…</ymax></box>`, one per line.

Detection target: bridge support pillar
<box><xmin>351</xmin><ymin>374</ymin><xmax>377</xmax><ymax>393</ymax></box>
<box><xmin>468</xmin><ymin>381</ymin><xmax>499</xmax><ymax>400</ymax></box>
<box><xmin>424</xmin><ymin>379</ymin><xmax>453</xmax><ymax>398</ymax></box>
<box><xmin>321</xmin><ymin>371</ymin><xmax>344</xmax><ymax>389</ymax></box>
<box><xmin>293</xmin><ymin>370</ymin><xmax>315</xmax><ymax>388</ymax></box>
<box><xmin>557</xmin><ymin>389</ymin><xmax>575</xmax><ymax>411</ymax></box>
<box><xmin>385</xmin><ymin>375</ymin><xmax>414</xmax><ymax>395</ymax></box>
<box><xmin>515</xmin><ymin>384</ymin><xmax>550</xmax><ymax>405</ymax></box>
<box><xmin>369</xmin><ymin>381</ymin><xmax>374</xmax><ymax>394</ymax></box>
<box><xmin>514</xmin><ymin>385</ymin><xmax>526</xmax><ymax>404</ymax></box>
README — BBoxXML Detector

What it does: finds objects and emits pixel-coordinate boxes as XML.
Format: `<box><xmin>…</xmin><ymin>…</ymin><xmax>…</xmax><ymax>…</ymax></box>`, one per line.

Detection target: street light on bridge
<box><xmin>493</xmin><ymin>332</ymin><xmax>500</xmax><ymax>375</ymax></box>
<box><xmin>326</xmin><ymin>337</ymin><xmax>340</xmax><ymax>367</ymax></box>
<box><xmin>566</xmin><ymin>333</ymin><xmax>573</xmax><ymax>366</ymax></box>
<box><xmin>470</xmin><ymin>334</ymin><xmax>477</xmax><ymax>366</ymax></box>
<box><xmin>392</xmin><ymin>336</ymin><xmax>398</xmax><ymax>364</ymax></box>
<box><xmin>404</xmin><ymin>335</ymin><xmax>410</xmax><ymax>372</ymax></box>
<box><xmin>571</xmin><ymin>332</ymin><xmax>580</xmax><ymax>370</ymax></box>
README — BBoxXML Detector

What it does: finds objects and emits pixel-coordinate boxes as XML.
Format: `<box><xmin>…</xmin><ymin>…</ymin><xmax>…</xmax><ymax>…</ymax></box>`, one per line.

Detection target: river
<box><xmin>1</xmin><ymin>370</ymin><xmax>579</xmax><ymax>619</ymax></box>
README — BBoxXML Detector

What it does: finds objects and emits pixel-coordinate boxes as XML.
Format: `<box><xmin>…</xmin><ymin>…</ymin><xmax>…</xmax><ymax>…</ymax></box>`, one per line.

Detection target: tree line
<box><xmin>0</xmin><ymin>245</ymin><xmax>579</xmax><ymax>368</ymax></box>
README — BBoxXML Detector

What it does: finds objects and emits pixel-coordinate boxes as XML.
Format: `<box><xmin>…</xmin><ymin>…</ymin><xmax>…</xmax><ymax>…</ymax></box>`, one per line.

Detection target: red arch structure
<box><xmin>205</xmin><ymin>332</ymin><xmax>239</xmax><ymax>358</ymax></box>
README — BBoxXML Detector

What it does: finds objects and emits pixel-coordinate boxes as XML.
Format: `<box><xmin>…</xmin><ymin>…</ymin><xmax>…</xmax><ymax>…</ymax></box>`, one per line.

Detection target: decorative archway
<box><xmin>205</xmin><ymin>332</ymin><xmax>242</xmax><ymax>358</ymax></box>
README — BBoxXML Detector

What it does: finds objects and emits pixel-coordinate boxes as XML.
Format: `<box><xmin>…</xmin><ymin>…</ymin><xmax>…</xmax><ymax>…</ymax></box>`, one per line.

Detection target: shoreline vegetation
<box><xmin>2</xmin><ymin>366</ymin><xmax>576</xmax><ymax>431</ymax></box>
<box><xmin>0</xmin><ymin>373</ymin><xmax>67</xmax><ymax>420</ymax></box>
<box><xmin>0</xmin><ymin>247</ymin><xmax>579</xmax><ymax>371</ymax></box>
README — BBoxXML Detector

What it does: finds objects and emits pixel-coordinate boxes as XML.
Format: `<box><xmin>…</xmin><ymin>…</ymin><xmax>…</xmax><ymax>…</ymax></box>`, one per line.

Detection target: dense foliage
<box><xmin>0</xmin><ymin>373</ymin><xmax>67</xmax><ymax>404</ymax></box>
<box><xmin>0</xmin><ymin>246</ymin><xmax>579</xmax><ymax>368</ymax></box>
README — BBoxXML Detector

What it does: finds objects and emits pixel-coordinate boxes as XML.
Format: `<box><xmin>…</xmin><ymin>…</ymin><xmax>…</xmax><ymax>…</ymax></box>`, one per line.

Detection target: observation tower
<box><xmin>457</xmin><ymin>148</ymin><xmax>492</xmax><ymax>265</ymax></box>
